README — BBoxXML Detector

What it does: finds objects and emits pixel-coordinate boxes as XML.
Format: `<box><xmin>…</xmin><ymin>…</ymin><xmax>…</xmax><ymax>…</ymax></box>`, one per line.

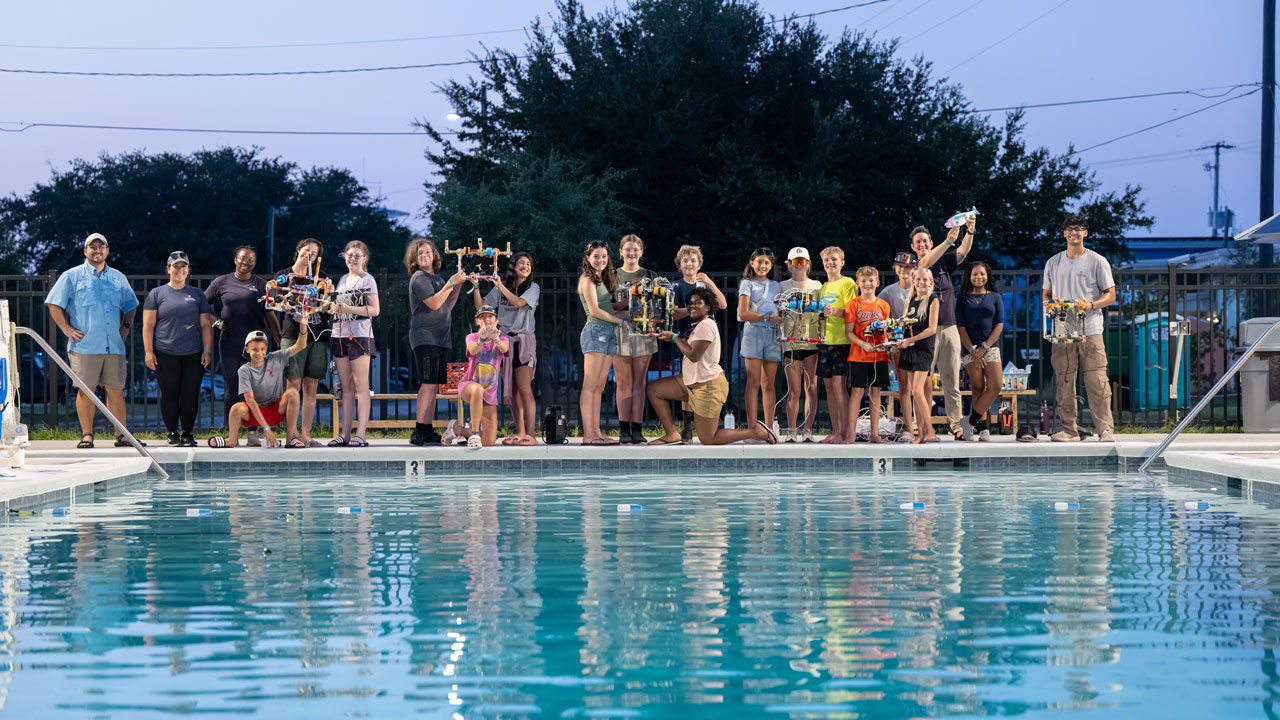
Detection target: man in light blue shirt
<box><xmin>45</xmin><ymin>233</ymin><xmax>141</xmax><ymax>449</ymax></box>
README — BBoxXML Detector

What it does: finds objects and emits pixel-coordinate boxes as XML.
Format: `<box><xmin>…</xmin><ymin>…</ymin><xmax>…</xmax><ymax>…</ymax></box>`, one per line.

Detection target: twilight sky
<box><xmin>0</xmin><ymin>0</ymin><xmax>1266</xmax><ymax>240</ymax></box>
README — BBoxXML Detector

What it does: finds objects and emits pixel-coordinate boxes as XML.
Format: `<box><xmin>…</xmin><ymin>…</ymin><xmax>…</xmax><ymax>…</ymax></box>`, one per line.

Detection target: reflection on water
<box><xmin>2</xmin><ymin>472</ymin><xmax>1280</xmax><ymax>718</ymax></box>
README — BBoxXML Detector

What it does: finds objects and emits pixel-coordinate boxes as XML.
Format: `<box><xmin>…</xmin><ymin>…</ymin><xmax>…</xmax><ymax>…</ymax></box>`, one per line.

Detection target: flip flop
<box><xmin>757</xmin><ymin>420</ymin><xmax>778</xmax><ymax>445</ymax></box>
<box><xmin>501</xmin><ymin>436</ymin><xmax>518</xmax><ymax>445</ymax></box>
<box><xmin>207</xmin><ymin>436</ymin><xmax>230</xmax><ymax>448</ymax></box>
<box><xmin>647</xmin><ymin>437</ymin><xmax>683</xmax><ymax>446</ymax></box>
<box><xmin>286</xmin><ymin>438</ymin><xmax>306</xmax><ymax>449</ymax></box>
<box><xmin>115</xmin><ymin>435</ymin><xmax>145</xmax><ymax>447</ymax></box>
<box><xmin>77</xmin><ymin>433</ymin><xmax>94</xmax><ymax>449</ymax></box>
<box><xmin>583</xmin><ymin>437</ymin><xmax>618</xmax><ymax>446</ymax></box>
<box><xmin>304</xmin><ymin>439</ymin><xmax>323</xmax><ymax>448</ymax></box>
<box><xmin>348</xmin><ymin>436</ymin><xmax>368</xmax><ymax>447</ymax></box>
<box><xmin>327</xmin><ymin>437</ymin><xmax>349</xmax><ymax>447</ymax></box>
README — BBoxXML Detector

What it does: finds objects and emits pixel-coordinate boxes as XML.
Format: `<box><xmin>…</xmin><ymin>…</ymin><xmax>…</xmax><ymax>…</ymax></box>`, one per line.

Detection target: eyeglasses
<box><xmin>1065</xmin><ymin>226</ymin><xmax>1087</xmax><ymax>233</ymax></box>
<box><xmin>344</xmin><ymin>252</ymin><xmax>366</xmax><ymax>259</ymax></box>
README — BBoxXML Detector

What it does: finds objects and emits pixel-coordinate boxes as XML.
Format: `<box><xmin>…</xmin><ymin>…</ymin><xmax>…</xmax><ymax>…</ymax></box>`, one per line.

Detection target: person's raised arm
<box><xmin>286</xmin><ymin>329</ymin><xmax>309</xmax><ymax>357</ymax></box>
<box><xmin>918</xmin><ymin>225</ymin><xmax>960</xmax><ymax>271</ymax></box>
<box><xmin>695</xmin><ymin>273</ymin><xmax>728</xmax><ymax>309</ymax></box>
<box><xmin>578</xmin><ymin>275</ymin><xmax>621</xmax><ymax>324</ymax></box>
<box><xmin>955</xmin><ymin>214</ymin><xmax>976</xmax><ymax>263</ymax></box>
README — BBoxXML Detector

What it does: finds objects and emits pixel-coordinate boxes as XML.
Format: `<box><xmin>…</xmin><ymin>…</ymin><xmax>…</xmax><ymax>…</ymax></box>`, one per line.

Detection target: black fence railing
<box><xmin>3</xmin><ymin>266</ymin><xmax>1276</xmax><ymax>432</ymax></box>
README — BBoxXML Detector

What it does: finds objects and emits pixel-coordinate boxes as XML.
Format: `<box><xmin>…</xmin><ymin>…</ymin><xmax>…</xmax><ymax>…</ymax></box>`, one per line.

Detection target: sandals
<box><xmin>207</xmin><ymin>436</ymin><xmax>230</xmax><ymax>448</ymax></box>
<box><xmin>757</xmin><ymin>420</ymin><xmax>778</xmax><ymax>445</ymax></box>
<box><xmin>647</xmin><ymin>436</ymin><xmax>683</xmax><ymax>446</ymax></box>
<box><xmin>328</xmin><ymin>437</ymin><xmax>349</xmax><ymax>447</ymax></box>
<box><xmin>115</xmin><ymin>435</ymin><xmax>144</xmax><ymax>447</ymax></box>
<box><xmin>286</xmin><ymin>438</ymin><xmax>306</xmax><ymax>449</ymax></box>
<box><xmin>77</xmin><ymin>433</ymin><xmax>94</xmax><ymax>449</ymax></box>
<box><xmin>348</xmin><ymin>436</ymin><xmax>368</xmax><ymax>447</ymax></box>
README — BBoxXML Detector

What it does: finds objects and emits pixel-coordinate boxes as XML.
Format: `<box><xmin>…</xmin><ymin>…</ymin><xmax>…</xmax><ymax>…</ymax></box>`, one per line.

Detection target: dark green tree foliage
<box><xmin>421</xmin><ymin>0</ymin><xmax>1151</xmax><ymax>271</ymax></box>
<box><xmin>0</xmin><ymin>147</ymin><xmax>410</xmax><ymax>276</ymax></box>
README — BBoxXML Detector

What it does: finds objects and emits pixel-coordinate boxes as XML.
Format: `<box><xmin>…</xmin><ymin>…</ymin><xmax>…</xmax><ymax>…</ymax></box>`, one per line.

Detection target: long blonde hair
<box><xmin>910</xmin><ymin>271</ymin><xmax>935</xmax><ymax>320</ymax></box>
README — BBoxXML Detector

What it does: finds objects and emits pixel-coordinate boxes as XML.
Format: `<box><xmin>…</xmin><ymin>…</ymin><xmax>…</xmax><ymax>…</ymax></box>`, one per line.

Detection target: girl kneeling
<box><xmin>444</xmin><ymin>306</ymin><xmax>510</xmax><ymax>448</ymax></box>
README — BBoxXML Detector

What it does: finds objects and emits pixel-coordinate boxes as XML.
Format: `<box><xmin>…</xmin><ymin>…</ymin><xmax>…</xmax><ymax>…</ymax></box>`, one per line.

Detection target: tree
<box><xmin>420</xmin><ymin>0</ymin><xmax>1152</xmax><ymax>271</ymax></box>
<box><xmin>0</xmin><ymin>147</ymin><xmax>411</xmax><ymax>276</ymax></box>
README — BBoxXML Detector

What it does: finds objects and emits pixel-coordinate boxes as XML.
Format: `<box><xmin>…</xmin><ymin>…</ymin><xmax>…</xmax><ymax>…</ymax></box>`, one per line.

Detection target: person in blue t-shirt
<box><xmin>737</xmin><ymin>247</ymin><xmax>782</xmax><ymax>431</ymax></box>
<box><xmin>45</xmin><ymin>233</ymin><xmax>141</xmax><ymax>450</ymax></box>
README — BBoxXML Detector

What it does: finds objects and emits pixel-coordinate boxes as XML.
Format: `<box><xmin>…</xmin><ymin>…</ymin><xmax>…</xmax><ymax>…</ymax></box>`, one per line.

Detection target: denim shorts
<box><xmin>739</xmin><ymin>323</ymin><xmax>782</xmax><ymax>362</ymax></box>
<box><xmin>580</xmin><ymin>323</ymin><xmax>619</xmax><ymax>356</ymax></box>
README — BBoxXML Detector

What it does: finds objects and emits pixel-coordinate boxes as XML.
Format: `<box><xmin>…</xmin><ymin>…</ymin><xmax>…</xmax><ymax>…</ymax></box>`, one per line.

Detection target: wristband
<box><xmin>203</xmin><ymin>348</ymin><xmax>212</xmax><ymax>353</ymax></box>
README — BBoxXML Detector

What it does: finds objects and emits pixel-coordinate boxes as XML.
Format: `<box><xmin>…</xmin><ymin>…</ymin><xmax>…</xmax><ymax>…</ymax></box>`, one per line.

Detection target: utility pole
<box><xmin>266</xmin><ymin>205</ymin><xmax>277</xmax><ymax>272</ymax></box>
<box><xmin>1262</xmin><ymin>0</ymin><xmax>1275</xmax><ymax>267</ymax></box>
<box><xmin>1201</xmin><ymin>142</ymin><xmax>1235</xmax><ymax>239</ymax></box>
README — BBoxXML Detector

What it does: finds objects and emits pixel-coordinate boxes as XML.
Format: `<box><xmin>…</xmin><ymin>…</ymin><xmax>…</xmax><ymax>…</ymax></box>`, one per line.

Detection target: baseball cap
<box><xmin>475</xmin><ymin>305</ymin><xmax>497</xmax><ymax>318</ymax></box>
<box><xmin>787</xmin><ymin>247</ymin><xmax>810</xmax><ymax>263</ymax></box>
<box><xmin>83</xmin><ymin>233</ymin><xmax>108</xmax><ymax>248</ymax></box>
<box><xmin>893</xmin><ymin>251</ymin><xmax>918</xmax><ymax>267</ymax></box>
<box><xmin>167</xmin><ymin>251</ymin><xmax>190</xmax><ymax>267</ymax></box>
<box><xmin>243</xmin><ymin>330</ymin><xmax>268</xmax><ymax>347</ymax></box>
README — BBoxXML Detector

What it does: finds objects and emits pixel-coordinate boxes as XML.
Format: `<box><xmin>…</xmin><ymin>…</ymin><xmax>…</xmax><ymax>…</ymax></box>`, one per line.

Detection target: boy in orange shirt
<box><xmin>843</xmin><ymin>266</ymin><xmax>892</xmax><ymax>444</ymax></box>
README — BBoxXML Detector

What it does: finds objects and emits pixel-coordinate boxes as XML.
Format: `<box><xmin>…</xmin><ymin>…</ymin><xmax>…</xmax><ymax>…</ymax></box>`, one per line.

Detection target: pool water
<box><xmin>2</xmin><ymin>470</ymin><xmax>1278</xmax><ymax>718</ymax></box>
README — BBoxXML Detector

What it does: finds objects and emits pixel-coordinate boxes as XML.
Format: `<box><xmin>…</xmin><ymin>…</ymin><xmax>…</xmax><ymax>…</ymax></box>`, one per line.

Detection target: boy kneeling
<box><xmin>208</xmin><ymin>330</ymin><xmax>307</xmax><ymax>448</ymax></box>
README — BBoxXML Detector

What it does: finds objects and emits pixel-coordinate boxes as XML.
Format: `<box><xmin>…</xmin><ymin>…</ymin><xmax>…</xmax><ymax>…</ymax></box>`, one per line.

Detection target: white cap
<box><xmin>83</xmin><ymin>233</ymin><xmax>108</xmax><ymax>248</ymax></box>
<box><xmin>787</xmin><ymin>247</ymin><xmax>810</xmax><ymax>262</ymax></box>
<box><xmin>243</xmin><ymin>330</ymin><xmax>268</xmax><ymax>347</ymax></box>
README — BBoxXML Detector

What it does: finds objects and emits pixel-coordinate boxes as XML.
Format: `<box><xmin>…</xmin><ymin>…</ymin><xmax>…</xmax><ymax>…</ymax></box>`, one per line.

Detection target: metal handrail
<box><xmin>1139</xmin><ymin>318</ymin><xmax>1280</xmax><ymax>473</ymax></box>
<box><xmin>14</xmin><ymin>326</ymin><xmax>168</xmax><ymax>479</ymax></box>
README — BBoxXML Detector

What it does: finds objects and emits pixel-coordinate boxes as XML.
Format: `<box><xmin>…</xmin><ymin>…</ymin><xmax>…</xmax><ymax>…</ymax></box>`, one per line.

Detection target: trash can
<box><xmin>1239</xmin><ymin>317</ymin><xmax>1280</xmax><ymax>432</ymax></box>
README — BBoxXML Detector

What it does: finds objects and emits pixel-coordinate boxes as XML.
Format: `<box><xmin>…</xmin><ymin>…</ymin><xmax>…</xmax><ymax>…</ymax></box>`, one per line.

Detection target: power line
<box><xmin>0</xmin><ymin>58</ymin><xmax>485</xmax><ymax>78</ymax></box>
<box><xmin>943</xmin><ymin>0</ymin><xmax>1072</xmax><ymax>74</ymax></box>
<box><xmin>900</xmin><ymin>0</ymin><xmax>987</xmax><ymax>44</ymax></box>
<box><xmin>776</xmin><ymin>0</ymin><xmax>896</xmax><ymax>22</ymax></box>
<box><xmin>875</xmin><ymin>0</ymin><xmax>936</xmax><ymax>32</ymax></box>
<box><xmin>1071</xmin><ymin>88</ymin><xmax>1261</xmax><ymax>155</ymax></box>
<box><xmin>968</xmin><ymin>83</ymin><xmax>1260</xmax><ymax>113</ymax></box>
<box><xmin>0</xmin><ymin>28</ymin><xmax>527</xmax><ymax>52</ymax></box>
<box><xmin>0</xmin><ymin>121</ymin><xmax>455</xmax><ymax>136</ymax></box>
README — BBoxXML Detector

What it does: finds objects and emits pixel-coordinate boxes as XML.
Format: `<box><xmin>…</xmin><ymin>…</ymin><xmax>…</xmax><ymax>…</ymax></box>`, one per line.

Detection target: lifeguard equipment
<box><xmin>624</xmin><ymin>277</ymin><xmax>675</xmax><ymax>337</ymax></box>
<box><xmin>866</xmin><ymin>316</ymin><xmax>917</xmax><ymax>352</ymax></box>
<box><xmin>1044</xmin><ymin>299</ymin><xmax>1087</xmax><ymax>344</ymax></box>
<box><xmin>773</xmin><ymin>288</ymin><xmax>826</xmax><ymax>344</ymax></box>
<box><xmin>944</xmin><ymin>207</ymin><xmax>980</xmax><ymax>228</ymax></box>
<box><xmin>444</xmin><ymin>237</ymin><xmax>512</xmax><ymax>281</ymax></box>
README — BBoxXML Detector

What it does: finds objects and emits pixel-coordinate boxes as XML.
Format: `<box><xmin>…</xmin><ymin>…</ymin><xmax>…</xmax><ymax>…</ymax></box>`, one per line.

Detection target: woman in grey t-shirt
<box><xmin>142</xmin><ymin>251</ymin><xmax>215</xmax><ymax>447</ymax></box>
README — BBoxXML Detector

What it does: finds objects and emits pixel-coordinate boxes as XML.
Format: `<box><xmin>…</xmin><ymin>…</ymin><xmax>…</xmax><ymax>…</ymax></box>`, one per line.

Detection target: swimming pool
<box><xmin>1</xmin><ymin>470</ymin><xmax>1275</xmax><ymax>718</ymax></box>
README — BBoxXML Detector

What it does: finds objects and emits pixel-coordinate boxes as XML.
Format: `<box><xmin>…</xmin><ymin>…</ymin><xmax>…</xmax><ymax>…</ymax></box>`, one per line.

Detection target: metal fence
<box><xmin>4</xmin><ymin>265</ymin><xmax>1276</xmax><ymax>433</ymax></box>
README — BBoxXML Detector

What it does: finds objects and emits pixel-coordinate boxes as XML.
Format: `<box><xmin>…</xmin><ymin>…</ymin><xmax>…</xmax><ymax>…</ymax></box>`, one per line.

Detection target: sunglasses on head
<box><xmin>753</xmin><ymin>247</ymin><xmax>775</xmax><ymax>256</ymax></box>
<box><xmin>588</xmin><ymin>240</ymin><xmax>610</xmax><ymax>249</ymax></box>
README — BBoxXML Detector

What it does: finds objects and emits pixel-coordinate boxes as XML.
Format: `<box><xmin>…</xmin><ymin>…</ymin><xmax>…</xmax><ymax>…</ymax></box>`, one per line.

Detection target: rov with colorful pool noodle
<box><xmin>773</xmin><ymin>288</ymin><xmax>827</xmax><ymax>344</ymax></box>
<box><xmin>867</xmin><ymin>315</ymin><xmax>917</xmax><ymax>352</ymax></box>
<box><xmin>444</xmin><ymin>238</ymin><xmax>513</xmax><ymax>281</ymax></box>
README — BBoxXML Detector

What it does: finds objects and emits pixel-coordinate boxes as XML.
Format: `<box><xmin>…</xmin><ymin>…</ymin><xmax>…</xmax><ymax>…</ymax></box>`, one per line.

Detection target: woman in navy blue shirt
<box><xmin>955</xmin><ymin>262</ymin><xmax>1004</xmax><ymax>442</ymax></box>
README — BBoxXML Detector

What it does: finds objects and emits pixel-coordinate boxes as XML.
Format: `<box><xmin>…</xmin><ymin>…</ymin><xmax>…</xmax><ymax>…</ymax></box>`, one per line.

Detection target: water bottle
<box><xmin>1039</xmin><ymin>402</ymin><xmax>1051</xmax><ymax>435</ymax></box>
<box><xmin>724</xmin><ymin>411</ymin><xmax>735</xmax><ymax>429</ymax></box>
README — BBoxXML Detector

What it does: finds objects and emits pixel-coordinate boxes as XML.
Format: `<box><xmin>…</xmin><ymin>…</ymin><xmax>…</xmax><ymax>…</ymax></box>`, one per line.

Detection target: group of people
<box><xmin>47</xmin><ymin>210</ymin><xmax>1115</xmax><ymax>449</ymax></box>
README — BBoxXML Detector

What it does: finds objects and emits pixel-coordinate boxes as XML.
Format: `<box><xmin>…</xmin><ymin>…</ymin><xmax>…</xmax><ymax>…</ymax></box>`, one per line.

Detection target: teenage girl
<box><xmin>896</xmin><ymin>270</ymin><xmax>941</xmax><ymax>443</ymax></box>
<box><xmin>737</xmin><ymin>247</ymin><xmax>783</xmax><ymax>432</ymax></box>
<box><xmin>577</xmin><ymin>240</ymin><xmax>624</xmax><ymax>445</ymax></box>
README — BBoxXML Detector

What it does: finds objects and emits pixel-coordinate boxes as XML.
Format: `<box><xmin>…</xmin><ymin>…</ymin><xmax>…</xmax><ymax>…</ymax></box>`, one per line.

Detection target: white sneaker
<box><xmin>440</xmin><ymin>420</ymin><xmax>458</xmax><ymax>446</ymax></box>
<box><xmin>466</xmin><ymin>435</ymin><xmax>483</xmax><ymax>449</ymax></box>
<box><xmin>978</xmin><ymin>429</ymin><xmax>991</xmax><ymax>442</ymax></box>
<box><xmin>961</xmin><ymin>418</ymin><xmax>976</xmax><ymax>442</ymax></box>
<box><xmin>801</xmin><ymin>428</ymin><xmax>814</xmax><ymax>443</ymax></box>
<box><xmin>246</xmin><ymin>429</ymin><xmax>261</xmax><ymax>447</ymax></box>
<box><xmin>1098</xmin><ymin>430</ymin><xmax>1115</xmax><ymax>443</ymax></box>
<box><xmin>784</xmin><ymin>428</ymin><xmax>798</xmax><ymax>443</ymax></box>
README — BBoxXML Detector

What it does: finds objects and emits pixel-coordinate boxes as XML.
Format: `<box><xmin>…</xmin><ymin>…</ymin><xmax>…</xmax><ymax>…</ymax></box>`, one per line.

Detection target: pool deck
<box><xmin>1</xmin><ymin>433</ymin><xmax>1276</xmax><ymax>510</ymax></box>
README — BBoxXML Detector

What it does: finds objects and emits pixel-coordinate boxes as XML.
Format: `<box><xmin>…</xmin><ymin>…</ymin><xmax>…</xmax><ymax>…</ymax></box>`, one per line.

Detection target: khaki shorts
<box><xmin>685</xmin><ymin>373</ymin><xmax>729</xmax><ymax>419</ymax></box>
<box><xmin>68</xmin><ymin>352</ymin><xmax>126</xmax><ymax>390</ymax></box>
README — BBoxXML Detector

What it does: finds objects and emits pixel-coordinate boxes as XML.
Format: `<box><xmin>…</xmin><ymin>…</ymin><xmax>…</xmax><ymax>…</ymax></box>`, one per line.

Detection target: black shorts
<box><xmin>817</xmin><ymin>344</ymin><xmax>850</xmax><ymax>378</ymax></box>
<box><xmin>784</xmin><ymin>347</ymin><xmax>817</xmax><ymax>362</ymax></box>
<box><xmin>510</xmin><ymin>336</ymin><xmax>532</xmax><ymax>369</ymax></box>
<box><xmin>847</xmin><ymin>360</ymin><xmax>891</xmax><ymax>391</ymax></box>
<box><xmin>411</xmin><ymin>344</ymin><xmax>450</xmax><ymax>386</ymax></box>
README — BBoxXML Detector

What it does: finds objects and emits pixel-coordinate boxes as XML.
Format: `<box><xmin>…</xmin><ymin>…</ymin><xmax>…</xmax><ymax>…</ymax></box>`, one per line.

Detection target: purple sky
<box><xmin>0</xmin><ymin>0</ymin><xmax>1266</xmax><ymax>240</ymax></box>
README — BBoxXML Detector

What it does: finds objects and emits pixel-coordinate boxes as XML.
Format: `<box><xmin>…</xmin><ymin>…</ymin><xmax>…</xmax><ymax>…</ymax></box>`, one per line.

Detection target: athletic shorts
<box><xmin>411</xmin><ymin>344</ymin><xmax>450</xmax><ymax>386</ymax></box>
<box><xmin>282</xmin><ymin>336</ymin><xmax>328</xmax><ymax>380</ymax></box>
<box><xmin>69</xmin><ymin>352</ymin><xmax>126</xmax><ymax>390</ymax></box>
<box><xmin>330</xmin><ymin>336</ymin><xmax>376</xmax><ymax>360</ymax></box>
<box><xmin>847</xmin><ymin>360</ymin><xmax>891</xmax><ymax>391</ymax></box>
<box><xmin>509</xmin><ymin>337</ymin><xmax>532</xmax><ymax>369</ymax></box>
<box><xmin>817</xmin><ymin>344</ymin><xmax>850</xmax><ymax>378</ymax></box>
<box><xmin>241</xmin><ymin>398</ymin><xmax>284</xmax><ymax>428</ymax></box>
<box><xmin>784</xmin><ymin>347</ymin><xmax>817</xmax><ymax>362</ymax></box>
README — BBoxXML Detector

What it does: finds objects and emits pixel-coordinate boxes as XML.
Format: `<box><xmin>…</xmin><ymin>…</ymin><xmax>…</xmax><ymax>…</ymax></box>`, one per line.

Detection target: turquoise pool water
<box><xmin>2</xmin><ymin>470</ymin><xmax>1277</xmax><ymax>718</ymax></box>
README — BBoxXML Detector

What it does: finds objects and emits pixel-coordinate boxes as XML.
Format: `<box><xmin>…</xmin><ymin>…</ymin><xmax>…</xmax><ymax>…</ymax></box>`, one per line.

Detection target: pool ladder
<box><xmin>14</xmin><ymin>326</ymin><xmax>168</xmax><ymax>480</ymax></box>
<box><xmin>1139</xmin><ymin>318</ymin><xmax>1280</xmax><ymax>474</ymax></box>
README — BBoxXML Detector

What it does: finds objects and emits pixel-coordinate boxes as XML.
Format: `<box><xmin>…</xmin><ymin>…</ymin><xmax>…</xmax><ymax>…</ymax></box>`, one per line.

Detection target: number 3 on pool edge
<box><xmin>409</xmin><ymin>460</ymin><xmax>419</xmax><ymax>479</ymax></box>
<box><xmin>874</xmin><ymin>457</ymin><xmax>892</xmax><ymax>474</ymax></box>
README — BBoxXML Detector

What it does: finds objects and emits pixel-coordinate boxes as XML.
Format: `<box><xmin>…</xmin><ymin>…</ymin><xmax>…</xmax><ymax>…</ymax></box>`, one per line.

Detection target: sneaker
<box><xmin>978</xmin><ymin>429</ymin><xmax>991</xmax><ymax>442</ymax></box>
<box><xmin>167</xmin><ymin>432</ymin><xmax>181</xmax><ymax>446</ymax></box>
<box><xmin>961</xmin><ymin>418</ymin><xmax>976</xmax><ymax>442</ymax></box>
<box><xmin>1098</xmin><ymin>430</ymin><xmax>1115</xmax><ymax>443</ymax></box>
<box><xmin>440</xmin><ymin>420</ymin><xmax>458</xmax><ymax>446</ymax></box>
<box><xmin>1051</xmin><ymin>430</ymin><xmax>1081</xmax><ymax>442</ymax></box>
<box><xmin>181</xmin><ymin>432</ymin><xmax>197</xmax><ymax>447</ymax></box>
<box><xmin>246</xmin><ymin>429</ymin><xmax>261</xmax><ymax>447</ymax></box>
<box><xmin>784</xmin><ymin>428</ymin><xmax>798</xmax><ymax>443</ymax></box>
<box><xmin>409</xmin><ymin>428</ymin><xmax>427</xmax><ymax>447</ymax></box>
<box><xmin>466</xmin><ymin>435</ymin><xmax>483</xmax><ymax>449</ymax></box>
<box><xmin>801</xmin><ymin>429</ymin><xmax>814</xmax><ymax>443</ymax></box>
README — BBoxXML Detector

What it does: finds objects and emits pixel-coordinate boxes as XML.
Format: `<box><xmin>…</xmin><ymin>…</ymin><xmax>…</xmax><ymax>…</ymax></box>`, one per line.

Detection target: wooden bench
<box><xmin>884</xmin><ymin>388</ymin><xmax>1036</xmax><ymax>428</ymax></box>
<box><xmin>316</xmin><ymin>392</ymin><xmax>463</xmax><ymax>430</ymax></box>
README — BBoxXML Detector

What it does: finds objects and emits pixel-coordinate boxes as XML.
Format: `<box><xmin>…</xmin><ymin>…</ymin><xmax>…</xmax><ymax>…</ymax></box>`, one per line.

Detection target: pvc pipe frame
<box><xmin>14</xmin><ymin>326</ymin><xmax>168</xmax><ymax>480</ymax></box>
<box><xmin>1140</xmin><ymin>318</ymin><xmax>1280</xmax><ymax>474</ymax></box>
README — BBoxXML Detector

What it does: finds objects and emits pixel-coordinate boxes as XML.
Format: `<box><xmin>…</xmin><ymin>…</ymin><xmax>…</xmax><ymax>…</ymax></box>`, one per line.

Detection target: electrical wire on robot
<box><xmin>624</xmin><ymin>276</ymin><xmax>675</xmax><ymax>337</ymax></box>
<box><xmin>773</xmin><ymin>288</ymin><xmax>826</xmax><ymax>343</ymax></box>
<box><xmin>444</xmin><ymin>238</ymin><xmax>513</xmax><ymax>281</ymax></box>
<box><xmin>866</xmin><ymin>316</ymin><xmax>917</xmax><ymax>352</ymax></box>
<box><xmin>1044</xmin><ymin>299</ymin><xmax>1087</xmax><ymax>344</ymax></box>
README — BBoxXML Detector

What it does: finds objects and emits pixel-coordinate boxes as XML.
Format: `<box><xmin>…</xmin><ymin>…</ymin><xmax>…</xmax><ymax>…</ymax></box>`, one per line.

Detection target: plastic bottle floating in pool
<box><xmin>900</xmin><ymin>501</ymin><xmax>925</xmax><ymax>511</ymax></box>
<box><xmin>1185</xmin><ymin>500</ymin><xmax>1210</xmax><ymax>511</ymax></box>
<box><xmin>337</xmin><ymin>506</ymin><xmax>362</xmax><ymax>514</ymax></box>
<box><xmin>277</xmin><ymin>513</ymin><xmax>297</xmax><ymax>522</ymax></box>
<box><xmin>43</xmin><ymin>507</ymin><xmax>71</xmax><ymax>517</ymax></box>
<box><xmin>186</xmin><ymin>508</ymin><xmax>212</xmax><ymax>517</ymax></box>
<box><xmin>1054</xmin><ymin>502</ymin><xmax>1080</xmax><ymax>511</ymax></box>
<box><xmin>617</xmin><ymin>504</ymin><xmax>642</xmax><ymax>513</ymax></box>
<box><xmin>944</xmin><ymin>207</ymin><xmax>979</xmax><ymax>228</ymax></box>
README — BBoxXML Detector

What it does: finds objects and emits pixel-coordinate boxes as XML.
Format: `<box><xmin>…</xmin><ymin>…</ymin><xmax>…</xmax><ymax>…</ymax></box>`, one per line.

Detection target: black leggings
<box><xmin>219</xmin><ymin>343</ymin><xmax>246</xmax><ymax>423</ymax></box>
<box><xmin>156</xmin><ymin>350</ymin><xmax>204</xmax><ymax>433</ymax></box>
